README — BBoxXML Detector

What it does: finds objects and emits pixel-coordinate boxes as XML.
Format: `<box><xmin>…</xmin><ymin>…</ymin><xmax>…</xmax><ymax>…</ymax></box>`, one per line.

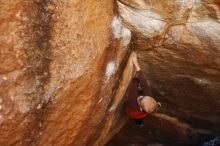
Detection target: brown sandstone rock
<box><xmin>108</xmin><ymin>0</ymin><xmax>220</xmax><ymax>145</ymax></box>
<box><xmin>107</xmin><ymin>114</ymin><xmax>199</xmax><ymax>146</ymax></box>
<box><xmin>118</xmin><ymin>0</ymin><xmax>220</xmax><ymax>131</ymax></box>
<box><xmin>0</xmin><ymin>0</ymin><xmax>132</xmax><ymax>145</ymax></box>
<box><xmin>1</xmin><ymin>0</ymin><xmax>220</xmax><ymax>146</ymax></box>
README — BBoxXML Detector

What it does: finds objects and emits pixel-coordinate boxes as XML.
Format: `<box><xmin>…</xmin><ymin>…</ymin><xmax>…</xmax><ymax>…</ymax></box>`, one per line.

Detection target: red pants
<box><xmin>125</xmin><ymin>104</ymin><xmax>147</xmax><ymax>119</ymax></box>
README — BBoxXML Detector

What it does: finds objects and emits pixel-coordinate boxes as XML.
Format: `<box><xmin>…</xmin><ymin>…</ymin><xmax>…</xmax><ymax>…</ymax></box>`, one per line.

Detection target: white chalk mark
<box><xmin>111</xmin><ymin>16</ymin><xmax>131</xmax><ymax>47</ymax></box>
<box><xmin>105</xmin><ymin>61</ymin><xmax>115</xmax><ymax>80</ymax></box>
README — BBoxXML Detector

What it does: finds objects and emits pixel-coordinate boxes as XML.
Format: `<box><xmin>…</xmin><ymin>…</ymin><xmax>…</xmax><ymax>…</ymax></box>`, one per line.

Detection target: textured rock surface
<box><xmin>107</xmin><ymin>0</ymin><xmax>220</xmax><ymax>145</ymax></box>
<box><xmin>0</xmin><ymin>0</ymin><xmax>132</xmax><ymax>145</ymax></box>
<box><xmin>106</xmin><ymin>114</ymin><xmax>199</xmax><ymax>146</ymax></box>
<box><xmin>1</xmin><ymin>0</ymin><xmax>220</xmax><ymax>146</ymax></box>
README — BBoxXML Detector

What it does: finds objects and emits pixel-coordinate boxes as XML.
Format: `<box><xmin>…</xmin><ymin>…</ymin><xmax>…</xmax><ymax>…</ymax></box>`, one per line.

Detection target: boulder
<box><xmin>0</xmin><ymin>0</ymin><xmax>132</xmax><ymax>145</ymax></box>
<box><xmin>1</xmin><ymin>0</ymin><xmax>220</xmax><ymax>146</ymax></box>
<box><xmin>108</xmin><ymin>0</ymin><xmax>220</xmax><ymax>145</ymax></box>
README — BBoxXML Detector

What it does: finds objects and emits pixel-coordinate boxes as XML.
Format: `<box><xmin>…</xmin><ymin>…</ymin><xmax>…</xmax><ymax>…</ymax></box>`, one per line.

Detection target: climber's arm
<box><xmin>137</xmin><ymin>71</ymin><xmax>152</xmax><ymax>96</ymax></box>
<box><xmin>132</xmin><ymin>53</ymin><xmax>141</xmax><ymax>72</ymax></box>
<box><xmin>132</xmin><ymin>53</ymin><xmax>152</xmax><ymax>96</ymax></box>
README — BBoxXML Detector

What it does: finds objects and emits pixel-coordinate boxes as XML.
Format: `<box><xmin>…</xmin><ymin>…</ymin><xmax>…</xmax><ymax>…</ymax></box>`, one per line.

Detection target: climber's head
<box><xmin>137</xmin><ymin>96</ymin><xmax>158</xmax><ymax>113</ymax></box>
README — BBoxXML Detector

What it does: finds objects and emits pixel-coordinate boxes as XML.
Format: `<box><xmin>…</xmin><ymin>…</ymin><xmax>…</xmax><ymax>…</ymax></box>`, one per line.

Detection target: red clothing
<box><xmin>125</xmin><ymin>102</ymin><xmax>148</xmax><ymax>119</ymax></box>
<box><xmin>124</xmin><ymin>70</ymin><xmax>152</xmax><ymax>119</ymax></box>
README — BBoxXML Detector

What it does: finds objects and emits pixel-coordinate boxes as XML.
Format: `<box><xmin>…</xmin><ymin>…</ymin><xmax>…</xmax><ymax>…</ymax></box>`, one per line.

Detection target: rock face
<box><xmin>108</xmin><ymin>0</ymin><xmax>220</xmax><ymax>145</ymax></box>
<box><xmin>118</xmin><ymin>0</ymin><xmax>220</xmax><ymax>130</ymax></box>
<box><xmin>0</xmin><ymin>0</ymin><xmax>220</xmax><ymax>146</ymax></box>
<box><xmin>106</xmin><ymin>113</ymin><xmax>199</xmax><ymax>146</ymax></box>
<box><xmin>0</xmin><ymin>0</ymin><xmax>132</xmax><ymax>145</ymax></box>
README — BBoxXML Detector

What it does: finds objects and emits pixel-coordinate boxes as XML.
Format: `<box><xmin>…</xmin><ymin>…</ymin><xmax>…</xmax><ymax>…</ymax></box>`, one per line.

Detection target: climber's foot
<box><xmin>134</xmin><ymin>119</ymin><xmax>144</xmax><ymax>128</ymax></box>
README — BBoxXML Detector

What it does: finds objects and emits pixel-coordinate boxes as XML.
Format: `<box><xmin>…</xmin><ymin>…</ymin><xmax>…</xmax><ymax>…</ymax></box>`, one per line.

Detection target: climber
<box><xmin>124</xmin><ymin>53</ymin><xmax>161</xmax><ymax>127</ymax></box>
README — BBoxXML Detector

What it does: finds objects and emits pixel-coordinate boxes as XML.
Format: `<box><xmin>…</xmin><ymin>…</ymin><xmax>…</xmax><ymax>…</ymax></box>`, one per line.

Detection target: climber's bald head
<box><xmin>137</xmin><ymin>96</ymin><xmax>158</xmax><ymax>113</ymax></box>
